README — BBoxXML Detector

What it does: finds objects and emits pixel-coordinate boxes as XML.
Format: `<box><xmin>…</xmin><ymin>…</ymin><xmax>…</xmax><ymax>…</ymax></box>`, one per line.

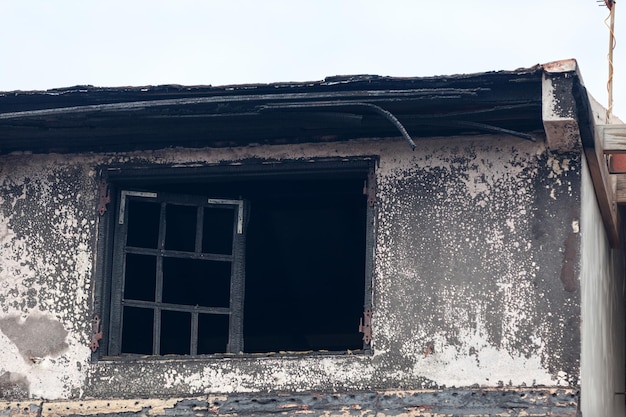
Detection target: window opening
<box><xmin>106</xmin><ymin>163</ymin><xmax>371</xmax><ymax>357</ymax></box>
<box><xmin>244</xmin><ymin>179</ymin><xmax>366</xmax><ymax>353</ymax></box>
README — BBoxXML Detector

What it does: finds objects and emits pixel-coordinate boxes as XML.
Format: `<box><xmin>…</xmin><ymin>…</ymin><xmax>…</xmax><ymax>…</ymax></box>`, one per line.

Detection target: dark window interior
<box><xmin>113</xmin><ymin>169</ymin><xmax>368</xmax><ymax>356</ymax></box>
<box><xmin>121</xmin><ymin>306</ymin><xmax>153</xmax><ymax>354</ymax></box>
<box><xmin>244</xmin><ymin>180</ymin><xmax>366</xmax><ymax>352</ymax></box>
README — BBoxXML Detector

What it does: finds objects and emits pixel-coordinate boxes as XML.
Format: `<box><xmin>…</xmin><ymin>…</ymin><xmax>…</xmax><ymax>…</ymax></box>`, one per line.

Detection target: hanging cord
<box><xmin>599</xmin><ymin>0</ymin><xmax>617</xmax><ymax>121</ymax></box>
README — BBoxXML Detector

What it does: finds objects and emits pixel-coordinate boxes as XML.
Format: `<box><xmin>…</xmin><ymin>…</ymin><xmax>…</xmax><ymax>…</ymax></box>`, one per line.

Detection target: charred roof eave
<box><xmin>0</xmin><ymin>67</ymin><xmax>545</xmax><ymax>155</ymax></box>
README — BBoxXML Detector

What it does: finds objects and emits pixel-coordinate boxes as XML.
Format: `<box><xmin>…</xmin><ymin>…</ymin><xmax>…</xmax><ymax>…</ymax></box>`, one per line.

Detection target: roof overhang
<box><xmin>0</xmin><ymin>68</ymin><xmax>546</xmax><ymax>155</ymax></box>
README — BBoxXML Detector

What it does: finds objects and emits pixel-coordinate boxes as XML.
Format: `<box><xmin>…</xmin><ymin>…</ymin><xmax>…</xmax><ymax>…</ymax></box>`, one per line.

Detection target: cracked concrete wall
<box><xmin>0</xmin><ymin>136</ymin><xmax>582</xmax><ymax>411</ymax></box>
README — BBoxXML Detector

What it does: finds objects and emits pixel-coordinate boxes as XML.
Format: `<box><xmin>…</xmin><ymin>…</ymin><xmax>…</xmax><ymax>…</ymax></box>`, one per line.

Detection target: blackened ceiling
<box><xmin>0</xmin><ymin>67</ymin><xmax>545</xmax><ymax>154</ymax></box>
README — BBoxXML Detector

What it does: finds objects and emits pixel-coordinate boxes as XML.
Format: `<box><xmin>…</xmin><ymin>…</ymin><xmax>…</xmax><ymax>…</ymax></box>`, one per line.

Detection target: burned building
<box><xmin>0</xmin><ymin>59</ymin><xmax>623</xmax><ymax>416</ymax></box>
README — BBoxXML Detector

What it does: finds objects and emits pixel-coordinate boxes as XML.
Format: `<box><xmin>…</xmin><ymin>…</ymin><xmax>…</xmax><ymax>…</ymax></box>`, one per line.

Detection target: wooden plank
<box><xmin>588</xmin><ymin>121</ymin><xmax>620</xmax><ymax>246</ymax></box>
<box><xmin>583</xmin><ymin>145</ymin><xmax>620</xmax><ymax>246</ymax></box>
<box><xmin>602</xmin><ymin>124</ymin><xmax>626</xmax><ymax>153</ymax></box>
<box><xmin>613</xmin><ymin>174</ymin><xmax>626</xmax><ymax>203</ymax></box>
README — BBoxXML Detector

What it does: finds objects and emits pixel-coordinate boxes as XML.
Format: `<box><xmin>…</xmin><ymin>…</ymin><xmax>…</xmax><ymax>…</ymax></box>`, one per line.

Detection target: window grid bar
<box><xmin>110</xmin><ymin>240</ymin><xmax>126</xmax><ymax>355</ymax></box>
<box><xmin>153</xmin><ymin>307</ymin><xmax>160</xmax><ymax>355</ymax></box>
<box><xmin>227</xmin><ymin>206</ymin><xmax>246</xmax><ymax>353</ymax></box>
<box><xmin>125</xmin><ymin>246</ymin><xmax>233</xmax><ymax>262</ymax></box>
<box><xmin>122</xmin><ymin>299</ymin><xmax>231</xmax><ymax>315</ymax></box>
<box><xmin>190</xmin><ymin>312</ymin><xmax>199</xmax><ymax>356</ymax></box>
<box><xmin>152</xmin><ymin>201</ymin><xmax>167</xmax><ymax>355</ymax></box>
<box><xmin>195</xmin><ymin>206</ymin><xmax>204</xmax><ymax>254</ymax></box>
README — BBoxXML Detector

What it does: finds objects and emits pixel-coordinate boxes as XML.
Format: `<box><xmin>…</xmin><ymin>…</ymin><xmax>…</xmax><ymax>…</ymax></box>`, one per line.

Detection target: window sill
<box><xmin>98</xmin><ymin>348</ymin><xmax>371</xmax><ymax>363</ymax></box>
<box><xmin>86</xmin><ymin>351</ymin><xmax>376</xmax><ymax>397</ymax></box>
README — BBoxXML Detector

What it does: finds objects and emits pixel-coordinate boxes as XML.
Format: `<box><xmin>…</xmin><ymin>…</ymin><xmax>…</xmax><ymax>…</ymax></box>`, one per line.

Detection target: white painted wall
<box><xmin>580</xmin><ymin>153</ymin><xmax>626</xmax><ymax>416</ymax></box>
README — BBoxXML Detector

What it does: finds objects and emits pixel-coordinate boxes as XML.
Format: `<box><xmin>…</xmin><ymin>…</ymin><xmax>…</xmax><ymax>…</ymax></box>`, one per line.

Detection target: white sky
<box><xmin>1</xmin><ymin>1</ymin><xmax>624</xmax><ymax>117</ymax></box>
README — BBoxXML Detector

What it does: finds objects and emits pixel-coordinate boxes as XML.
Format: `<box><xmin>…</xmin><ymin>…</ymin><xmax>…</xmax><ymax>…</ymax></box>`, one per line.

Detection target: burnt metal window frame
<box><xmin>110</xmin><ymin>192</ymin><xmax>247</xmax><ymax>356</ymax></box>
<box><xmin>93</xmin><ymin>157</ymin><xmax>377</xmax><ymax>360</ymax></box>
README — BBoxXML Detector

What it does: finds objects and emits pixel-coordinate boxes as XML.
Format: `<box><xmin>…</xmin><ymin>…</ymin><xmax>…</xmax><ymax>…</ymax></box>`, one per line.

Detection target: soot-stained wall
<box><xmin>0</xmin><ymin>136</ymin><xmax>581</xmax><ymax>403</ymax></box>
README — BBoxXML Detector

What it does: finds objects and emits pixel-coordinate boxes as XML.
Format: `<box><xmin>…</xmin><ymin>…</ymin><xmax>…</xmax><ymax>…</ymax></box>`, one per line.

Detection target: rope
<box><xmin>601</xmin><ymin>0</ymin><xmax>617</xmax><ymax>121</ymax></box>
